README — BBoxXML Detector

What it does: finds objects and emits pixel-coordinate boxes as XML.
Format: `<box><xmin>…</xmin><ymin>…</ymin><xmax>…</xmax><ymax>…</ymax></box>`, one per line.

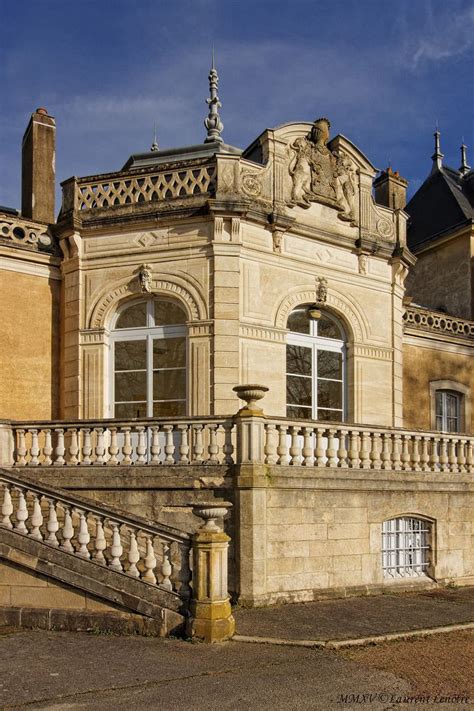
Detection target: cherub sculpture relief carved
<box><xmin>139</xmin><ymin>264</ymin><xmax>153</xmax><ymax>293</ymax></box>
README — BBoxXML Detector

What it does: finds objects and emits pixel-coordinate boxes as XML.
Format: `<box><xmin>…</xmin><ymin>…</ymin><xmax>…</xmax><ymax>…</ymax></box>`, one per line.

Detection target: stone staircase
<box><xmin>0</xmin><ymin>470</ymin><xmax>234</xmax><ymax>640</ymax></box>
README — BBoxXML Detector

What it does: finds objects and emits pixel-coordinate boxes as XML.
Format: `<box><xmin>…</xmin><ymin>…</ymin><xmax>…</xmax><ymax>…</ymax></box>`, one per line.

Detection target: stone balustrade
<box><xmin>1</xmin><ymin>409</ymin><xmax>472</xmax><ymax>474</ymax></box>
<box><xmin>403</xmin><ymin>304</ymin><xmax>474</xmax><ymax>339</ymax></box>
<box><xmin>0</xmin><ymin>213</ymin><xmax>54</xmax><ymax>252</ymax></box>
<box><xmin>262</xmin><ymin>420</ymin><xmax>473</xmax><ymax>473</ymax></box>
<box><xmin>64</xmin><ymin>164</ymin><xmax>216</xmax><ymax>213</ymax></box>
<box><xmin>0</xmin><ymin>470</ymin><xmax>192</xmax><ymax>596</ymax></box>
<box><xmin>9</xmin><ymin>418</ymin><xmax>235</xmax><ymax>467</ymax></box>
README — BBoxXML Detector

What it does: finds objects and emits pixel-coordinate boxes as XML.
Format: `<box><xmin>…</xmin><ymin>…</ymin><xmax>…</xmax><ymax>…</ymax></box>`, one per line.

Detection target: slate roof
<box><xmin>405</xmin><ymin>164</ymin><xmax>474</xmax><ymax>250</ymax></box>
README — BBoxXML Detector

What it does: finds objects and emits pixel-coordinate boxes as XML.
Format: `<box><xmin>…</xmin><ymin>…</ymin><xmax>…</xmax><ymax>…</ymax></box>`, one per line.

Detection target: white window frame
<box><xmin>109</xmin><ymin>299</ymin><xmax>187</xmax><ymax>418</ymax></box>
<box><xmin>429</xmin><ymin>380</ymin><xmax>470</xmax><ymax>434</ymax></box>
<box><xmin>382</xmin><ymin>517</ymin><xmax>432</xmax><ymax>579</ymax></box>
<box><xmin>286</xmin><ymin>310</ymin><xmax>346</xmax><ymax>421</ymax></box>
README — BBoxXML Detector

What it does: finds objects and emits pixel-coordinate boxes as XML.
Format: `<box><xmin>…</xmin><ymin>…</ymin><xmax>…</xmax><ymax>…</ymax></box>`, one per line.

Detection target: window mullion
<box><xmin>147</xmin><ymin>335</ymin><xmax>153</xmax><ymax>417</ymax></box>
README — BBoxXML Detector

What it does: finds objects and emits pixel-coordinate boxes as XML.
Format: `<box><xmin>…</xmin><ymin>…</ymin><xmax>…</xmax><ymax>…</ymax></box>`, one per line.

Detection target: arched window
<box><xmin>111</xmin><ymin>298</ymin><xmax>186</xmax><ymax>418</ymax></box>
<box><xmin>382</xmin><ymin>517</ymin><xmax>432</xmax><ymax>579</ymax></box>
<box><xmin>286</xmin><ymin>307</ymin><xmax>346</xmax><ymax>421</ymax></box>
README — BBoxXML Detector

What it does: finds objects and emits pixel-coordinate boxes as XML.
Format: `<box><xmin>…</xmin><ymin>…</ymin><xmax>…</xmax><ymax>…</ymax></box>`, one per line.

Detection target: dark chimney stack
<box><xmin>21</xmin><ymin>107</ymin><xmax>56</xmax><ymax>224</ymax></box>
<box><xmin>373</xmin><ymin>166</ymin><xmax>408</xmax><ymax>211</ymax></box>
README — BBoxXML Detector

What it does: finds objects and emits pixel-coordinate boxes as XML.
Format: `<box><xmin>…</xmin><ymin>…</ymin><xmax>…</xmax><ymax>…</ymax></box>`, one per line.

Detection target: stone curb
<box><xmin>233</xmin><ymin>621</ymin><xmax>474</xmax><ymax>649</ymax></box>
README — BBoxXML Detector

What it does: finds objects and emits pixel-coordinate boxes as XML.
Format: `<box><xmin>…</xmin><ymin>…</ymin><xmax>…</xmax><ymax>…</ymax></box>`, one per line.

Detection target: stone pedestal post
<box><xmin>0</xmin><ymin>423</ymin><xmax>14</xmax><ymax>466</ymax></box>
<box><xmin>186</xmin><ymin>502</ymin><xmax>235</xmax><ymax>643</ymax></box>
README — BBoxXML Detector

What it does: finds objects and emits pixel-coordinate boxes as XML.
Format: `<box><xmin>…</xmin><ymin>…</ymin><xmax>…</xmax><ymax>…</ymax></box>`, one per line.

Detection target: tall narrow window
<box><xmin>435</xmin><ymin>390</ymin><xmax>461</xmax><ymax>433</ymax></box>
<box><xmin>286</xmin><ymin>307</ymin><xmax>345</xmax><ymax>421</ymax></box>
<box><xmin>382</xmin><ymin>517</ymin><xmax>431</xmax><ymax>578</ymax></box>
<box><xmin>111</xmin><ymin>299</ymin><xmax>186</xmax><ymax>418</ymax></box>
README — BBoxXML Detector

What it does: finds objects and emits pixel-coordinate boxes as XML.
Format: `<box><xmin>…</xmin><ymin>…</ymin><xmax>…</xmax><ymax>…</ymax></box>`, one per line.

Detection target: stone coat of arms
<box><xmin>288</xmin><ymin>117</ymin><xmax>357</xmax><ymax>223</ymax></box>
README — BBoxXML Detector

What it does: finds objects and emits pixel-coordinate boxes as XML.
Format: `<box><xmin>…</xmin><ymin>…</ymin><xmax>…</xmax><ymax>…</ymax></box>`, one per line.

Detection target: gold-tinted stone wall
<box><xmin>0</xmin><ymin>268</ymin><xmax>60</xmax><ymax>420</ymax></box>
<box><xmin>403</xmin><ymin>339</ymin><xmax>473</xmax><ymax>434</ymax></box>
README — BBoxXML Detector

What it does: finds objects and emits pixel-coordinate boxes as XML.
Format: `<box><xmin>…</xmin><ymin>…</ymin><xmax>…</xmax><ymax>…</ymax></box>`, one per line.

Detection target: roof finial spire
<box><xmin>150</xmin><ymin>123</ymin><xmax>159</xmax><ymax>152</ymax></box>
<box><xmin>459</xmin><ymin>140</ymin><xmax>471</xmax><ymax>176</ymax></box>
<box><xmin>431</xmin><ymin>123</ymin><xmax>444</xmax><ymax>174</ymax></box>
<box><xmin>204</xmin><ymin>49</ymin><xmax>224</xmax><ymax>144</ymax></box>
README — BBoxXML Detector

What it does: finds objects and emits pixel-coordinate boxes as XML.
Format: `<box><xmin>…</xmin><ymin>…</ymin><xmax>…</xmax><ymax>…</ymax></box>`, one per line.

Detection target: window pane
<box><xmin>153</xmin><ymin>337</ymin><xmax>186</xmax><ymax>368</ymax></box>
<box><xmin>153</xmin><ymin>400</ymin><xmax>186</xmax><ymax>417</ymax></box>
<box><xmin>317</xmin><ymin>379</ymin><xmax>342</xmax><ymax>409</ymax></box>
<box><xmin>153</xmin><ymin>369</ymin><xmax>186</xmax><ymax>401</ymax></box>
<box><xmin>115</xmin><ymin>340</ymin><xmax>147</xmax><ymax>370</ymax></box>
<box><xmin>287</xmin><ymin>405</ymin><xmax>312</xmax><ymax>419</ymax></box>
<box><xmin>317</xmin><ymin>316</ymin><xmax>341</xmax><ymax>339</ymax></box>
<box><xmin>115</xmin><ymin>371</ymin><xmax>147</xmax><ymax>402</ymax></box>
<box><xmin>317</xmin><ymin>409</ymin><xmax>343</xmax><ymax>422</ymax></box>
<box><xmin>435</xmin><ymin>391</ymin><xmax>443</xmax><ymax>417</ymax></box>
<box><xmin>286</xmin><ymin>345</ymin><xmax>312</xmax><ymax>376</ymax></box>
<box><xmin>115</xmin><ymin>402</ymin><xmax>147</xmax><ymax>419</ymax></box>
<box><xmin>287</xmin><ymin>375</ymin><xmax>312</xmax><ymax>407</ymax></box>
<box><xmin>317</xmin><ymin>350</ymin><xmax>342</xmax><ymax>379</ymax></box>
<box><xmin>287</xmin><ymin>309</ymin><xmax>310</xmax><ymax>334</ymax></box>
<box><xmin>154</xmin><ymin>300</ymin><xmax>186</xmax><ymax>326</ymax></box>
<box><xmin>116</xmin><ymin>302</ymin><xmax>147</xmax><ymax>328</ymax></box>
<box><xmin>446</xmin><ymin>393</ymin><xmax>458</xmax><ymax>418</ymax></box>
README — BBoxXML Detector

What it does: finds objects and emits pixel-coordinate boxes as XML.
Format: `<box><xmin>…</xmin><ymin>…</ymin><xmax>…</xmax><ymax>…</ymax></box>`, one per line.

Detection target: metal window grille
<box><xmin>382</xmin><ymin>517</ymin><xmax>431</xmax><ymax>578</ymax></box>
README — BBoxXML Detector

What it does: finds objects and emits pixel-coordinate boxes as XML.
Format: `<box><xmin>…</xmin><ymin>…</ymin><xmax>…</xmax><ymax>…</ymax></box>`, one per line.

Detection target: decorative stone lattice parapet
<box><xmin>73</xmin><ymin>165</ymin><xmax>216</xmax><ymax>212</ymax></box>
<box><xmin>403</xmin><ymin>305</ymin><xmax>474</xmax><ymax>339</ymax></box>
<box><xmin>0</xmin><ymin>214</ymin><xmax>54</xmax><ymax>252</ymax></box>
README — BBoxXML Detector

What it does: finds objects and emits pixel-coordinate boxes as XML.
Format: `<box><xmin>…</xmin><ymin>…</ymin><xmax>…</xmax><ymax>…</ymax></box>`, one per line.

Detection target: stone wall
<box><xmin>0</xmin><ymin>267</ymin><xmax>60</xmax><ymax>420</ymax></box>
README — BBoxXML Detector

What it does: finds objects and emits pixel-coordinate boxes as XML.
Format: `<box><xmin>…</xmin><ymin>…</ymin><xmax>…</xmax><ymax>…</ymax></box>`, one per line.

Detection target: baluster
<box><xmin>170</xmin><ymin>541</ymin><xmax>192</xmax><ymax>599</ymax></box>
<box><xmin>164</xmin><ymin>425</ymin><xmax>175</xmax><ymax>464</ymax></box>
<box><xmin>302</xmin><ymin>427</ymin><xmax>314</xmax><ymax>466</ymax></box>
<box><xmin>337</xmin><ymin>428</ymin><xmax>348</xmax><ymax>468</ymax></box>
<box><xmin>223</xmin><ymin>423</ymin><xmax>234</xmax><ymax>465</ymax></box>
<box><xmin>411</xmin><ymin>435</ymin><xmax>421</xmax><ymax>471</ymax></box>
<box><xmin>46</xmin><ymin>500</ymin><xmax>59</xmax><ymax>546</ymax></box>
<box><xmin>264</xmin><ymin>424</ymin><xmax>278</xmax><ymax>465</ymax></box>
<box><xmin>107</xmin><ymin>427</ymin><xmax>119</xmax><ymax>465</ymax></box>
<box><xmin>127</xmin><ymin>530</ymin><xmax>140</xmax><ymax>577</ymax></box>
<box><xmin>369</xmin><ymin>432</ymin><xmax>381</xmax><ymax>470</ymax></box>
<box><xmin>288</xmin><ymin>426</ymin><xmax>302</xmax><ymax>465</ymax></box>
<box><xmin>121</xmin><ymin>427</ymin><xmax>133</xmax><ymax>466</ymax></box>
<box><xmin>439</xmin><ymin>437</ymin><xmax>449</xmax><ymax>472</ymax></box>
<box><xmin>67</xmin><ymin>428</ymin><xmax>79</xmax><ymax>465</ymax></box>
<box><xmin>14</xmin><ymin>489</ymin><xmax>28</xmax><ymax>533</ymax></box>
<box><xmin>95</xmin><ymin>428</ymin><xmax>106</xmax><ymax>465</ymax></box>
<box><xmin>360</xmin><ymin>431</ymin><xmax>371</xmax><ymax>469</ymax></box>
<box><xmin>29</xmin><ymin>429</ymin><xmax>40</xmax><ymax>466</ymax></box>
<box><xmin>54</xmin><ymin>428</ymin><xmax>65</xmax><ymax>466</ymax></box>
<box><xmin>161</xmin><ymin>542</ymin><xmax>173</xmax><ymax>591</ymax></box>
<box><xmin>60</xmin><ymin>507</ymin><xmax>74</xmax><ymax>552</ymax></box>
<box><xmin>192</xmin><ymin>425</ymin><xmax>204</xmax><ymax>464</ymax></box>
<box><xmin>178</xmin><ymin>425</ymin><xmax>190</xmax><ymax>464</ymax></box>
<box><xmin>1</xmin><ymin>485</ymin><xmax>13</xmax><ymax>528</ymax></box>
<box><xmin>381</xmin><ymin>433</ymin><xmax>391</xmax><ymax>470</ymax></box>
<box><xmin>391</xmin><ymin>434</ymin><xmax>402</xmax><ymax>471</ymax></box>
<box><xmin>109</xmin><ymin>523</ymin><xmax>123</xmax><ymax>571</ymax></box>
<box><xmin>143</xmin><ymin>536</ymin><xmax>157</xmax><ymax>584</ymax></box>
<box><xmin>458</xmin><ymin>439</ymin><xmax>467</xmax><ymax>473</ymax></box>
<box><xmin>448</xmin><ymin>438</ymin><xmax>459</xmax><ymax>473</ymax></box>
<box><xmin>29</xmin><ymin>495</ymin><xmax>43</xmax><ymax>540</ymax></box>
<box><xmin>315</xmin><ymin>427</ymin><xmax>326</xmax><ymax>467</ymax></box>
<box><xmin>93</xmin><ymin>517</ymin><xmax>107</xmax><ymax>564</ymax></box>
<box><xmin>81</xmin><ymin>428</ymin><xmax>92</xmax><ymax>465</ymax></box>
<box><xmin>150</xmin><ymin>427</ymin><xmax>161</xmax><ymax>463</ymax></box>
<box><xmin>136</xmin><ymin>426</ymin><xmax>147</xmax><ymax>464</ymax></box>
<box><xmin>326</xmin><ymin>428</ymin><xmax>337</xmax><ymax>467</ymax></box>
<box><xmin>43</xmin><ymin>429</ymin><xmax>53</xmax><ymax>466</ymax></box>
<box><xmin>401</xmin><ymin>435</ymin><xmax>411</xmax><ymax>471</ymax></box>
<box><xmin>16</xmin><ymin>429</ymin><xmax>27</xmax><ymax>467</ymax></box>
<box><xmin>348</xmin><ymin>430</ymin><xmax>360</xmax><ymax>468</ymax></box>
<box><xmin>430</xmin><ymin>436</ymin><xmax>440</xmax><ymax>471</ymax></box>
<box><xmin>76</xmin><ymin>510</ymin><xmax>91</xmax><ymax>558</ymax></box>
<box><xmin>420</xmin><ymin>436</ymin><xmax>430</xmax><ymax>472</ymax></box>
<box><xmin>208</xmin><ymin>425</ymin><xmax>219</xmax><ymax>463</ymax></box>
<box><xmin>466</xmin><ymin>439</ymin><xmax>473</xmax><ymax>473</ymax></box>
<box><xmin>277</xmin><ymin>425</ymin><xmax>290</xmax><ymax>465</ymax></box>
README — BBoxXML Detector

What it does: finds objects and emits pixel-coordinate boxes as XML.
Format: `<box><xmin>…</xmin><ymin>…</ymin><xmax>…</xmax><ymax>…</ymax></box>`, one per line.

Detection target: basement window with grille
<box><xmin>382</xmin><ymin>517</ymin><xmax>431</xmax><ymax>579</ymax></box>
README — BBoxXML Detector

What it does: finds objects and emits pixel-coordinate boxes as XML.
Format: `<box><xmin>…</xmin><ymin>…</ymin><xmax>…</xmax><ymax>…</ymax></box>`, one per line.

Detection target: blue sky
<box><xmin>0</xmin><ymin>0</ymin><xmax>473</xmax><ymax>211</ymax></box>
